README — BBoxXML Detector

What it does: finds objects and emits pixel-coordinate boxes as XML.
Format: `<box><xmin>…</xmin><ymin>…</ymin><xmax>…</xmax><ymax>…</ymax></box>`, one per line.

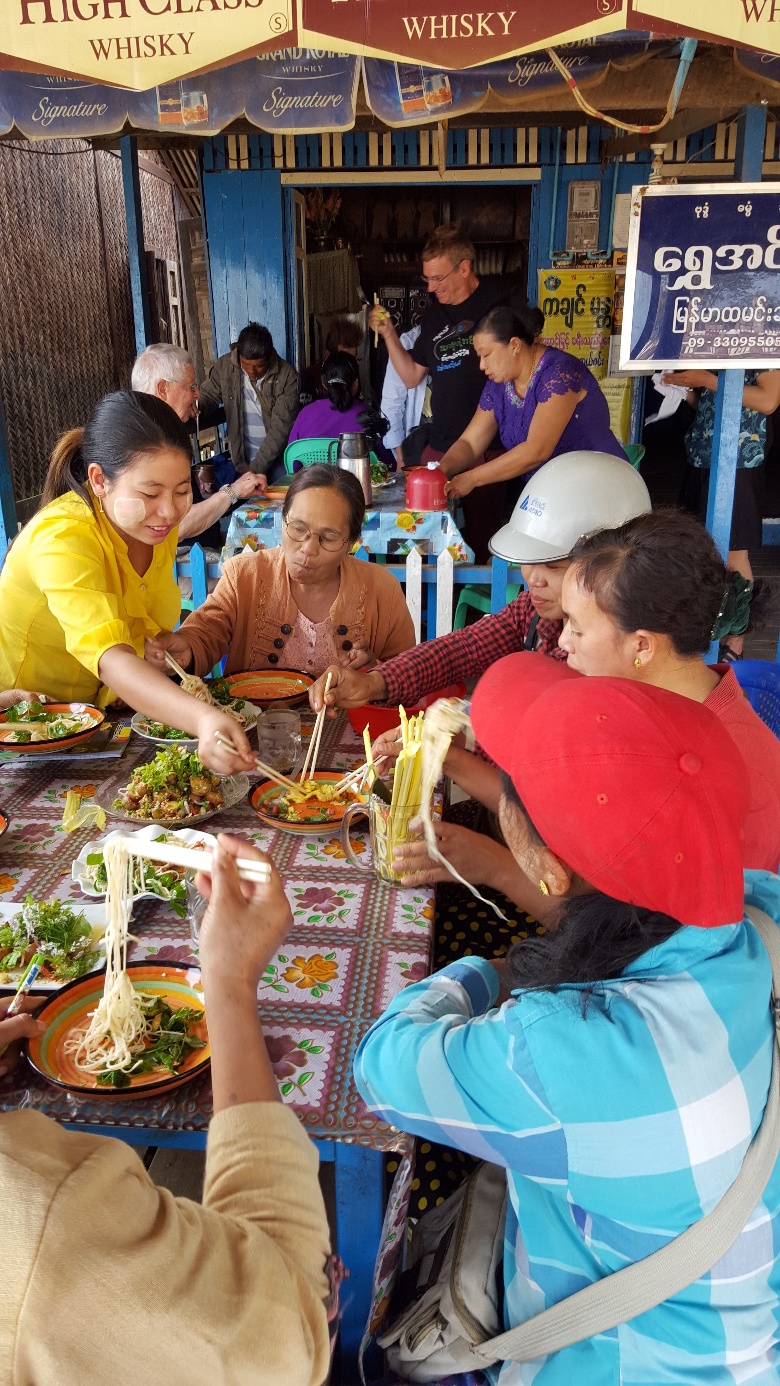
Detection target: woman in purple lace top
<box><xmin>441</xmin><ymin>304</ymin><xmax>626</xmax><ymax>514</ymax></box>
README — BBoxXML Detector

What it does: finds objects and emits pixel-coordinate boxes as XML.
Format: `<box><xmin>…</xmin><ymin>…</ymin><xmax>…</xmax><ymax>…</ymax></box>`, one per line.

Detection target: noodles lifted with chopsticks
<box><xmin>419</xmin><ymin>698</ymin><xmax>508</xmax><ymax>923</ymax></box>
<box><xmin>64</xmin><ymin>839</ymin><xmax>150</xmax><ymax>1075</ymax></box>
<box><xmin>177</xmin><ymin>670</ymin><xmax>246</xmax><ymax>724</ymax></box>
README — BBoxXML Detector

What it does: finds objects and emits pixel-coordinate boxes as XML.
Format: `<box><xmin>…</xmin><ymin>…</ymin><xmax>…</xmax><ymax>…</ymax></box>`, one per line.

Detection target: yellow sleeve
<box><xmin>34</xmin><ymin>515</ymin><xmax>133</xmax><ymax>678</ymax></box>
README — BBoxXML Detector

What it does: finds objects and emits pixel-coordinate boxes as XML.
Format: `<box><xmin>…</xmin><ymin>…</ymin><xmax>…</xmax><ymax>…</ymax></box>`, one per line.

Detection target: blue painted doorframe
<box><xmin>202</xmin><ymin>167</ymin><xmax>290</xmax><ymax>361</ymax></box>
<box><xmin>706</xmin><ymin>104</ymin><xmax>768</xmax><ymax>563</ymax></box>
<box><xmin>120</xmin><ymin>135</ymin><xmax>154</xmax><ymax>356</ymax></box>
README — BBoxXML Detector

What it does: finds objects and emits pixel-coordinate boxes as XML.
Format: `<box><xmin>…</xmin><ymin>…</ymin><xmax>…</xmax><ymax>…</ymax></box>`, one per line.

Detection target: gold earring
<box><xmin>539</xmin><ymin>880</ymin><xmax>549</xmax><ymax>896</ymax></box>
<box><xmin>634</xmin><ymin>657</ymin><xmax>642</xmax><ymax>670</ymax></box>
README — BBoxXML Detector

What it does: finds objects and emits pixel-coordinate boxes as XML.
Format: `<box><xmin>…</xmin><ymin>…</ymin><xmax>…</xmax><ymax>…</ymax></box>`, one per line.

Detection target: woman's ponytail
<box><xmin>40</xmin><ymin>428</ymin><xmax>89</xmax><ymax>509</ymax></box>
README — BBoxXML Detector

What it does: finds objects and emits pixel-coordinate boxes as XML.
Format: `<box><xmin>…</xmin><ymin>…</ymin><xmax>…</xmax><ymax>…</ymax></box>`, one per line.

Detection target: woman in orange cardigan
<box><xmin>147</xmin><ymin>466</ymin><xmax>415</xmax><ymax>678</ymax></box>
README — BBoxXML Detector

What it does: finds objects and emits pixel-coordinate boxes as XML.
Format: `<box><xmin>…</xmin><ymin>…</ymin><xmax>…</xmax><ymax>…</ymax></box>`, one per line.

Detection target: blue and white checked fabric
<box><xmin>355</xmin><ymin>870</ymin><xmax>780</xmax><ymax>1384</ymax></box>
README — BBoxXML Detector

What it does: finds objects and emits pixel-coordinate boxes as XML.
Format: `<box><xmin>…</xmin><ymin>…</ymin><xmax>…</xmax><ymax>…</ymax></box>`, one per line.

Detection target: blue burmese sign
<box><xmin>621</xmin><ymin>184</ymin><xmax>780</xmax><ymax>371</ymax></box>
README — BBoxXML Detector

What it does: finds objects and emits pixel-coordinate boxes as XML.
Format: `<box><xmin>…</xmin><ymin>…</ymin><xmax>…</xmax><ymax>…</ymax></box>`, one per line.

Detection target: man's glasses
<box><xmin>421</xmin><ymin>260</ymin><xmax>463</xmax><ymax>287</ymax></box>
<box><xmin>284</xmin><ymin>517</ymin><xmax>349</xmax><ymax>553</ymax></box>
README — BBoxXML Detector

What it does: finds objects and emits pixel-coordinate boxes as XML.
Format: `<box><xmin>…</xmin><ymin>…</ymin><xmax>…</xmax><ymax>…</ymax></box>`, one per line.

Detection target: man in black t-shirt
<box><xmin>369</xmin><ymin>225</ymin><xmax>508</xmax><ymax>455</ymax></box>
<box><xmin>368</xmin><ymin>225</ymin><xmax>510</xmax><ymax>558</ymax></box>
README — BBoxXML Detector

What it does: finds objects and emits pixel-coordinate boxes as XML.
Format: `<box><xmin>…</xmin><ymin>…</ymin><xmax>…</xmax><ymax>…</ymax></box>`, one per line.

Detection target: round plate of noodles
<box><xmin>26</xmin><ymin>962</ymin><xmax>210</xmax><ymax>1096</ymax></box>
<box><xmin>0</xmin><ymin>701</ymin><xmax>104</xmax><ymax>753</ymax></box>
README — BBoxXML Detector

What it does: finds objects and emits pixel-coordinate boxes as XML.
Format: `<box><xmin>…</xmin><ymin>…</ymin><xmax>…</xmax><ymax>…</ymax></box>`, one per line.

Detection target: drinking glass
<box><xmin>256</xmin><ymin>709</ymin><xmax>302</xmax><ymax>775</ymax></box>
<box><xmin>186</xmin><ymin>875</ymin><xmax>208</xmax><ymax>952</ymax></box>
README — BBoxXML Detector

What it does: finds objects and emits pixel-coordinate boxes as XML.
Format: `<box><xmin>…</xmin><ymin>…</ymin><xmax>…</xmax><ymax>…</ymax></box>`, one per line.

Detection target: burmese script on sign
<box><xmin>622</xmin><ymin>184</ymin><xmax>780</xmax><ymax>370</ymax></box>
<box><xmin>6</xmin><ymin>0</ymin><xmax>295</xmax><ymax>87</ymax></box>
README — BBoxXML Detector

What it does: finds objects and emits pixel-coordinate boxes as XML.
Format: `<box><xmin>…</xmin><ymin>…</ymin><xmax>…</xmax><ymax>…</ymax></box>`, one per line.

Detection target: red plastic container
<box><xmin>405</xmin><ymin>466</ymin><xmax>448</xmax><ymax>511</ymax></box>
<box><xmin>346</xmin><ymin>683</ymin><xmax>467</xmax><ymax>741</ymax></box>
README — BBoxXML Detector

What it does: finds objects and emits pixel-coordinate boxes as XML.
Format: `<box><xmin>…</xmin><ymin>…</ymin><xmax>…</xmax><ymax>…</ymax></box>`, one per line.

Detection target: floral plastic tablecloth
<box><xmin>225</xmin><ymin>476</ymin><xmax>474</xmax><ymax>563</ymax></box>
<box><xmin>0</xmin><ymin>712</ymin><xmax>433</xmax><ymax>1151</ymax></box>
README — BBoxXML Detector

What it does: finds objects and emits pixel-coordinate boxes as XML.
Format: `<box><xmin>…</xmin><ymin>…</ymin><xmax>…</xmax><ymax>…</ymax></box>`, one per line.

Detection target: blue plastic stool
<box><xmin>733</xmin><ymin>660</ymin><xmax>780</xmax><ymax>738</ymax></box>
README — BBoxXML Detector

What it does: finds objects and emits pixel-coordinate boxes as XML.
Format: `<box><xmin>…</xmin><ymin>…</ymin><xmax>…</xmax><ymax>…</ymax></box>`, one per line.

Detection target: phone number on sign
<box><xmin>683</xmin><ymin>334</ymin><xmax>780</xmax><ymax>354</ymax></box>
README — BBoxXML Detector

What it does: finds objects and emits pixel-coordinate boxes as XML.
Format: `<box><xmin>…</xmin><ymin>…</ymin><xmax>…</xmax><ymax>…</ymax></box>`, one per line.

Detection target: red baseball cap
<box><xmin>471</xmin><ymin>654</ymin><xmax>748</xmax><ymax>927</ymax></box>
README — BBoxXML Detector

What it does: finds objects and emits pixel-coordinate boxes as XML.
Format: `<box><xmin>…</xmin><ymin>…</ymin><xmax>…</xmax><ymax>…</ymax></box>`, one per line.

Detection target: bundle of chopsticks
<box><xmin>114</xmin><ymin>834</ymin><xmax>271</xmax><ymax>886</ymax></box>
<box><xmin>298</xmin><ymin>671</ymin><xmax>332</xmax><ymax>784</ymax></box>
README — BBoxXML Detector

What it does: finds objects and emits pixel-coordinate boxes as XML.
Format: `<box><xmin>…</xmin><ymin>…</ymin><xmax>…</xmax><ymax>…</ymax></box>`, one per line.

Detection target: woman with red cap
<box><xmin>355</xmin><ymin>662</ymin><xmax>780</xmax><ymax>1384</ymax></box>
<box><xmin>394</xmin><ymin>510</ymin><xmax>779</xmax><ymax>938</ymax></box>
<box><xmin>560</xmin><ymin>509</ymin><xmax>780</xmax><ymax>873</ymax></box>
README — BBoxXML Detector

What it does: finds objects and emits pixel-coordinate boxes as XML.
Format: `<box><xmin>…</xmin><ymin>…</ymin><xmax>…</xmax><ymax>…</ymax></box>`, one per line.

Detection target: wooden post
<box><xmin>405</xmin><ymin>546</ymin><xmax>422</xmax><ymax>644</ymax></box>
<box><xmin>436</xmin><ymin>548</ymin><xmax>454</xmax><ymax>637</ymax></box>
<box><xmin>120</xmin><ymin>134</ymin><xmax>153</xmax><ymax>355</ymax></box>
<box><xmin>704</xmin><ymin>104</ymin><xmax>766</xmax><ymax>659</ymax></box>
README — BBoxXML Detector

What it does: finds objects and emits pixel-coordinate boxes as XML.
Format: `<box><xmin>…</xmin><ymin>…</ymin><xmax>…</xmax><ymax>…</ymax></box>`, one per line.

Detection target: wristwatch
<box><xmin>220</xmin><ymin>483</ymin><xmax>238</xmax><ymax>506</ymax></box>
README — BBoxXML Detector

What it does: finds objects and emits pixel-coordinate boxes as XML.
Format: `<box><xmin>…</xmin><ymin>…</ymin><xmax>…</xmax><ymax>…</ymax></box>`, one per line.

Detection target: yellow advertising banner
<box><xmin>1</xmin><ymin>0</ymin><xmax>294</xmax><ymax>89</ymax></box>
<box><xmin>630</xmin><ymin>0</ymin><xmax>780</xmax><ymax>54</ymax></box>
<box><xmin>537</xmin><ymin>267</ymin><xmax>615</xmax><ymax>381</ymax></box>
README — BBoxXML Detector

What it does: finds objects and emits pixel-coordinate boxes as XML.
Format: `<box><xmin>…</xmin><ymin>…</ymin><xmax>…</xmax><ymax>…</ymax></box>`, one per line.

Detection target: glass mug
<box><xmin>256</xmin><ymin>709</ymin><xmax>302</xmax><ymax>775</ymax></box>
<box><xmin>186</xmin><ymin>874</ymin><xmax>208</xmax><ymax>952</ymax></box>
<box><xmin>340</xmin><ymin>795</ymin><xmax>422</xmax><ymax>886</ymax></box>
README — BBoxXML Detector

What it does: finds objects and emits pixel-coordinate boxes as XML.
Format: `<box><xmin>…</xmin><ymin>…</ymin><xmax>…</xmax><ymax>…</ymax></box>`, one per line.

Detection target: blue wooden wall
<box><xmin>201</xmin><ymin>163</ymin><xmax>289</xmax><ymax>361</ymax></box>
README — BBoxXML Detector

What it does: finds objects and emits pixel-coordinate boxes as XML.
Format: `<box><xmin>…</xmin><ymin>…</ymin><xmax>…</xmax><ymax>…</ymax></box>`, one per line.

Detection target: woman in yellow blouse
<box><xmin>0</xmin><ymin>392</ymin><xmax>254</xmax><ymax>776</ymax></box>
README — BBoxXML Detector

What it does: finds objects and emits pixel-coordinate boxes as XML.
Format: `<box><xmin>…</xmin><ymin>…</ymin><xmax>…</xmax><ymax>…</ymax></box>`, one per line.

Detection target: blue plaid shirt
<box><xmin>355</xmin><ymin>870</ymin><xmax>780</xmax><ymax>1384</ymax></box>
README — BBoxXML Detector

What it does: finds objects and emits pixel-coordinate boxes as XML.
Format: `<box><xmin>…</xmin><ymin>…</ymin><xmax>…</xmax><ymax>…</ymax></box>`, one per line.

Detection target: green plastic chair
<box><xmin>284</xmin><ymin>438</ymin><xmax>380</xmax><ymax>473</ymax></box>
<box><xmin>624</xmin><ymin>443</ymin><xmax>645</xmax><ymax>470</ymax></box>
<box><xmin>453</xmin><ymin>582</ymin><xmax>521</xmax><ymax>630</ymax></box>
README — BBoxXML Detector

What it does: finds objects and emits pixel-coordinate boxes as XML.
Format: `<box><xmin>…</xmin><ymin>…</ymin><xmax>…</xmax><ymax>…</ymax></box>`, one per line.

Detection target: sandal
<box><xmin>719</xmin><ymin>643</ymin><xmax>744</xmax><ymax>663</ymax></box>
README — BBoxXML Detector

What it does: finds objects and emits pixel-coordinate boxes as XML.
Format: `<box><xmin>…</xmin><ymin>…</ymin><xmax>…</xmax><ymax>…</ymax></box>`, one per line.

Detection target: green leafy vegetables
<box><xmin>0</xmin><ymin>896</ymin><xmax>99</xmax><ymax>981</ymax></box>
<box><xmin>95</xmin><ymin>995</ymin><xmax>206</xmax><ymax>1088</ymax></box>
<box><xmin>85</xmin><ymin>834</ymin><xmax>208</xmax><ymax>916</ymax></box>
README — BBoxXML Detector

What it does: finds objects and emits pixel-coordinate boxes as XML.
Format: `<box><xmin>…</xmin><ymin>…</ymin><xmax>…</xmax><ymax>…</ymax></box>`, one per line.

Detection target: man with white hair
<box><xmin>131</xmin><ymin>344</ymin><xmax>263</xmax><ymax>542</ymax></box>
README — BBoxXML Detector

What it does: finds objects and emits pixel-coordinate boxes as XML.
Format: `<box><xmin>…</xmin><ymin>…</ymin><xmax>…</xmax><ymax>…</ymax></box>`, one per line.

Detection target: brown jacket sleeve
<box><xmin>179</xmin><ymin>557</ymin><xmax>241</xmax><ymax>677</ymax></box>
<box><xmin>254</xmin><ymin>361</ymin><xmax>301</xmax><ymax>470</ymax></box>
<box><xmin>7</xmin><ymin>1105</ymin><xmax>331</xmax><ymax>1386</ymax></box>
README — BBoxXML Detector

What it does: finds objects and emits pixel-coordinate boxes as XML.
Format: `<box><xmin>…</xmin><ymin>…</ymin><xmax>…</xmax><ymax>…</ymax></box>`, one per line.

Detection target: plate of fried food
<box><xmin>0</xmin><ymin>699</ymin><xmax>104</xmax><ymax>752</ymax></box>
<box><xmin>250</xmin><ymin>770</ymin><xmax>367</xmax><ymax>836</ymax></box>
<box><xmin>96</xmin><ymin>747</ymin><xmax>248</xmax><ymax>828</ymax></box>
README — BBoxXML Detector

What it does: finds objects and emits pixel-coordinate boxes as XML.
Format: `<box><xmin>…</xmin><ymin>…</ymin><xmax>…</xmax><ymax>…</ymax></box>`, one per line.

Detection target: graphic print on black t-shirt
<box><xmin>411</xmin><ymin>277</ymin><xmax>508</xmax><ymax>451</ymax></box>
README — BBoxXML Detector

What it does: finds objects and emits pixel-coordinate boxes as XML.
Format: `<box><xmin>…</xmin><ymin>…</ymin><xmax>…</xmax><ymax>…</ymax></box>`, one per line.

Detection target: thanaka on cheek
<box><xmin>112</xmin><ymin>497</ymin><xmax>147</xmax><ymax>528</ymax></box>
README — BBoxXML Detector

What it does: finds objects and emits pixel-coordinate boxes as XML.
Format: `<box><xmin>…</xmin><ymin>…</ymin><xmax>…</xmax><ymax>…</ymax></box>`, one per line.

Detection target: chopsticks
<box><xmin>373</xmin><ymin>292</ymin><xmax>380</xmax><ymax>347</ymax></box>
<box><xmin>212</xmin><ymin>731</ymin><xmax>298</xmax><ymax>792</ymax></box>
<box><xmin>299</xmin><ymin>671</ymin><xmax>332</xmax><ymax>783</ymax></box>
<box><xmin>114</xmin><ymin>834</ymin><xmax>271</xmax><ymax>885</ymax></box>
<box><xmin>333</xmin><ymin>755</ymin><xmax>388</xmax><ymax>793</ymax></box>
<box><xmin>164</xmin><ymin>650</ymin><xmax>191</xmax><ymax>682</ymax></box>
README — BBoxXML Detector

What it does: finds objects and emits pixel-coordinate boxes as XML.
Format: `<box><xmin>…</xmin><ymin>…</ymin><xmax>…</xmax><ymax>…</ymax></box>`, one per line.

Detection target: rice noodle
<box><xmin>64</xmin><ymin>839</ymin><xmax>149</xmax><ymax>1074</ymax></box>
<box><xmin>178</xmin><ymin>672</ymin><xmax>246</xmax><ymax>723</ymax></box>
<box><xmin>420</xmin><ymin>698</ymin><xmax>508</xmax><ymax>923</ymax></box>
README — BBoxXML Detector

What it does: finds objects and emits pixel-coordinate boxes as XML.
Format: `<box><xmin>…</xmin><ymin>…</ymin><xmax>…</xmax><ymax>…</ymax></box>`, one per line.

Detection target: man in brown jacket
<box><xmin>0</xmin><ymin>837</ymin><xmax>334</xmax><ymax>1386</ymax></box>
<box><xmin>199</xmin><ymin>322</ymin><xmax>300</xmax><ymax>485</ymax></box>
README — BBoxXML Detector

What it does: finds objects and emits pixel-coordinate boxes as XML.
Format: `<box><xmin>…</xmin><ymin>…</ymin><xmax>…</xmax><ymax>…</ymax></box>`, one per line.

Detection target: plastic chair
<box><xmin>732</xmin><ymin>660</ymin><xmax>780</xmax><ymax>738</ymax></box>
<box><xmin>453</xmin><ymin>582</ymin><xmax>521</xmax><ymax>630</ymax></box>
<box><xmin>624</xmin><ymin>443</ymin><xmax>645</xmax><ymax>471</ymax></box>
<box><xmin>283</xmin><ymin>438</ymin><xmax>379</xmax><ymax>473</ymax></box>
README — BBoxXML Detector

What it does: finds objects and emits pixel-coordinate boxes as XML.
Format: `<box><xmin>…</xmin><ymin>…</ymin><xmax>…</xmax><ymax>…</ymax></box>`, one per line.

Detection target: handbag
<box><xmin>378</xmin><ymin>906</ymin><xmax>780</xmax><ymax>1381</ymax></box>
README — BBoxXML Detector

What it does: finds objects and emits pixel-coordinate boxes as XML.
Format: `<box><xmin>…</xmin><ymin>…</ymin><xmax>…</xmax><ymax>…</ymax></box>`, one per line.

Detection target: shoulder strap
<box><xmin>477</xmin><ymin>906</ymin><xmax>780</xmax><ymax>1366</ymax></box>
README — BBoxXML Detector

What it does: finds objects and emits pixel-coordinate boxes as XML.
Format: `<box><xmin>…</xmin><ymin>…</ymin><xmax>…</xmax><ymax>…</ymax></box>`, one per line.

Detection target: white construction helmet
<box><xmin>490</xmin><ymin>451</ymin><xmax>652</xmax><ymax>564</ymax></box>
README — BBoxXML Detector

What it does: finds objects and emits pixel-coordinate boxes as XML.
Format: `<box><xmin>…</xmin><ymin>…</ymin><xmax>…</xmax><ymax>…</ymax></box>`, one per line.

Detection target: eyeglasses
<box><xmin>284</xmin><ymin>517</ymin><xmax>349</xmax><ymax>553</ymax></box>
<box><xmin>421</xmin><ymin>260</ymin><xmax>463</xmax><ymax>287</ymax></box>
